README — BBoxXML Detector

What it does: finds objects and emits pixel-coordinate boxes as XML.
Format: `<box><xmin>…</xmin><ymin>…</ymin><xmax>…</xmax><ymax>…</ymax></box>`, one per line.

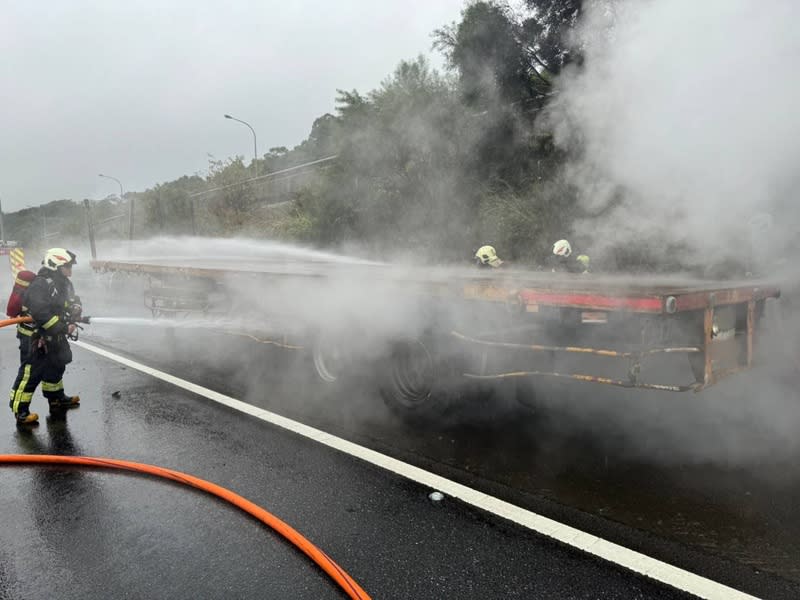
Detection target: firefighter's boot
<box><xmin>48</xmin><ymin>395</ymin><xmax>80</xmax><ymax>411</ymax></box>
<box><xmin>15</xmin><ymin>407</ymin><xmax>39</xmax><ymax>426</ymax></box>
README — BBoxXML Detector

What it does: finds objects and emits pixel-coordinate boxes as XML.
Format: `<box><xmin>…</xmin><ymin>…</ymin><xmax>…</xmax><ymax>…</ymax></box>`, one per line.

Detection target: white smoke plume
<box><xmin>530</xmin><ymin>0</ymin><xmax>800</xmax><ymax>465</ymax></box>
<box><xmin>550</xmin><ymin>0</ymin><xmax>800</xmax><ymax>276</ymax></box>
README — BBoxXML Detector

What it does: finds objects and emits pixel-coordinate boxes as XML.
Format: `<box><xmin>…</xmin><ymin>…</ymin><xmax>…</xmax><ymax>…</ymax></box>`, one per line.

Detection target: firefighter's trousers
<box><xmin>9</xmin><ymin>337</ymin><xmax>73</xmax><ymax>415</ymax></box>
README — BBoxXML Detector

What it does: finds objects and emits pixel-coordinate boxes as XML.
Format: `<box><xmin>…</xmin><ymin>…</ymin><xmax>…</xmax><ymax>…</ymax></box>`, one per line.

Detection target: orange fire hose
<box><xmin>0</xmin><ymin>454</ymin><xmax>371</xmax><ymax>600</ymax></box>
<box><xmin>0</xmin><ymin>316</ymin><xmax>32</xmax><ymax>328</ymax></box>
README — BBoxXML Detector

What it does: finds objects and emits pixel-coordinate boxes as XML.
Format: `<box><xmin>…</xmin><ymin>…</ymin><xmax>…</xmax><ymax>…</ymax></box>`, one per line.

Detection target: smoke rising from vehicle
<box><xmin>69</xmin><ymin>0</ymin><xmax>800</xmax><ymax>469</ymax></box>
<box><xmin>549</xmin><ymin>0</ymin><xmax>800</xmax><ymax>276</ymax></box>
<box><xmin>77</xmin><ymin>225</ymin><xmax>800</xmax><ymax>472</ymax></box>
<box><xmin>539</xmin><ymin>0</ymin><xmax>800</xmax><ymax>466</ymax></box>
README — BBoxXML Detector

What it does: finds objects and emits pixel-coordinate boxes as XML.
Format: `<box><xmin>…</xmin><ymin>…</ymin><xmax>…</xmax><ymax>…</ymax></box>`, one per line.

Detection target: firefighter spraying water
<box><xmin>7</xmin><ymin>248</ymin><xmax>91</xmax><ymax>426</ymax></box>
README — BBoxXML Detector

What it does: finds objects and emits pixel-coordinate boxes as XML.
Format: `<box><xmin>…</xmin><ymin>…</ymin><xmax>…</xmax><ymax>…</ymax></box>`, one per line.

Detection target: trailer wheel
<box><xmin>380</xmin><ymin>339</ymin><xmax>445</xmax><ymax>417</ymax></box>
<box><xmin>312</xmin><ymin>337</ymin><xmax>346</xmax><ymax>384</ymax></box>
<box><xmin>388</xmin><ymin>340</ymin><xmax>435</xmax><ymax>407</ymax></box>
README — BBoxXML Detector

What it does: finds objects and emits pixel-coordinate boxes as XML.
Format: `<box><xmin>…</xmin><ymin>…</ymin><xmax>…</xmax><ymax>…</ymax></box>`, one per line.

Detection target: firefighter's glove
<box><xmin>67</xmin><ymin>323</ymin><xmax>81</xmax><ymax>341</ymax></box>
<box><xmin>66</xmin><ymin>296</ymin><xmax>83</xmax><ymax>323</ymax></box>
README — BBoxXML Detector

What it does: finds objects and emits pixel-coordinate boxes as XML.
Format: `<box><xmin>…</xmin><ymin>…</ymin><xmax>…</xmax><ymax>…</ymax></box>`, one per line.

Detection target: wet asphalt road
<box><xmin>103</xmin><ymin>323</ymin><xmax>800</xmax><ymax>597</ymax></box>
<box><xmin>0</xmin><ymin>329</ymin><xmax>698</xmax><ymax>600</ymax></box>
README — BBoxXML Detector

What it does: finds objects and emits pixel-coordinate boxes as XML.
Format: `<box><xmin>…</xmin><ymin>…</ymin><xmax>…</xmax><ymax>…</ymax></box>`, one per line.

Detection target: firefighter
<box><xmin>474</xmin><ymin>245</ymin><xmax>504</xmax><ymax>268</ymax></box>
<box><xmin>7</xmin><ymin>269</ymin><xmax>37</xmax><ymax>359</ymax></box>
<box><xmin>9</xmin><ymin>248</ymin><xmax>82</xmax><ymax>426</ymax></box>
<box><xmin>7</xmin><ymin>269</ymin><xmax>37</xmax><ymax>407</ymax></box>
<box><xmin>576</xmin><ymin>254</ymin><xmax>591</xmax><ymax>274</ymax></box>
<box><xmin>547</xmin><ymin>239</ymin><xmax>590</xmax><ymax>273</ymax></box>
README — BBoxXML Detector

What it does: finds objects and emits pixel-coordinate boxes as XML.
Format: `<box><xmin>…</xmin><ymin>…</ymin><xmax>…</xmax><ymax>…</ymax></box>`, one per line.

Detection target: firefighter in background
<box><xmin>576</xmin><ymin>254</ymin><xmax>591</xmax><ymax>274</ymax></box>
<box><xmin>7</xmin><ymin>269</ymin><xmax>37</xmax><ymax>406</ymax></box>
<box><xmin>547</xmin><ymin>239</ymin><xmax>590</xmax><ymax>273</ymax></box>
<box><xmin>474</xmin><ymin>245</ymin><xmax>504</xmax><ymax>268</ymax></box>
<box><xmin>7</xmin><ymin>269</ymin><xmax>37</xmax><ymax>357</ymax></box>
<box><xmin>9</xmin><ymin>248</ymin><xmax>83</xmax><ymax>426</ymax></box>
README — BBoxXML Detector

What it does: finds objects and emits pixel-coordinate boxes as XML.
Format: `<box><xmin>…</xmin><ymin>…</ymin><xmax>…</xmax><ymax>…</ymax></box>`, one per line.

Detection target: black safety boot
<box><xmin>48</xmin><ymin>395</ymin><xmax>80</xmax><ymax>411</ymax></box>
<box><xmin>15</xmin><ymin>409</ymin><xmax>39</xmax><ymax>426</ymax></box>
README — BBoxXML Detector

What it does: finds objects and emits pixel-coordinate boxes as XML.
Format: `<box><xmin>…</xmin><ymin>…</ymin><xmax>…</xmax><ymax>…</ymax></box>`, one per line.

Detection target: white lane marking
<box><xmin>75</xmin><ymin>340</ymin><xmax>760</xmax><ymax>600</ymax></box>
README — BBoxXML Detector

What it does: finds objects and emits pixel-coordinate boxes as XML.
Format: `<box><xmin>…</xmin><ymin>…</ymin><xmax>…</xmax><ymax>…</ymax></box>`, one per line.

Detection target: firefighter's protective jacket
<box><xmin>545</xmin><ymin>254</ymin><xmax>587</xmax><ymax>274</ymax></box>
<box><xmin>23</xmin><ymin>267</ymin><xmax>76</xmax><ymax>340</ymax></box>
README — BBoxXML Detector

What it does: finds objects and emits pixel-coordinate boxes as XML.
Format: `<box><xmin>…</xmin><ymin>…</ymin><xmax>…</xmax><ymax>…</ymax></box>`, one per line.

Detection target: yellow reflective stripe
<box><xmin>42</xmin><ymin>381</ymin><xmax>64</xmax><ymax>392</ymax></box>
<box><xmin>16</xmin><ymin>325</ymin><xmax>34</xmax><ymax>336</ymax></box>
<box><xmin>11</xmin><ymin>365</ymin><xmax>32</xmax><ymax>413</ymax></box>
<box><xmin>43</xmin><ymin>316</ymin><xmax>59</xmax><ymax>330</ymax></box>
<box><xmin>11</xmin><ymin>393</ymin><xmax>33</xmax><ymax>412</ymax></box>
<box><xmin>14</xmin><ymin>277</ymin><xmax>30</xmax><ymax>287</ymax></box>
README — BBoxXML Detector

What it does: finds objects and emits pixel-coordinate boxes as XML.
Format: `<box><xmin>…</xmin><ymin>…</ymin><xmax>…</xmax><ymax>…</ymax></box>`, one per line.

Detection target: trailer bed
<box><xmin>91</xmin><ymin>258</ymin><xmax>779</xmax><ymax>314</ymax></box>
<box><xmin>90</xmin><ymin>256</ymin><xmax>782</xmax><ymax>397</ymax></box>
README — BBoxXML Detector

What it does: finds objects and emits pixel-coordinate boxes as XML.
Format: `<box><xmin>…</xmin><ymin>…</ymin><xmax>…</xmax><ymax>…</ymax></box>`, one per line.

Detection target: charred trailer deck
<box><xmin>455</xmin><ymin>279</ymin><xmax>780</xmax><ymax>389</ymax></box>
<box><xmin>90</xmin><ymin>258</ymin><xmax>781</xmax><ymax>415</ymax></box>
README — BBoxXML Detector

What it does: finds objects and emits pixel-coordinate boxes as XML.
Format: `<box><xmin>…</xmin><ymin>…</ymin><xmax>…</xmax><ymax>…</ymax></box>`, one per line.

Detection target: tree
<box><xmin>139</xmin><ymin>175</ymin><xmax>205</xmax><ymax>235</ymax></box>
<box><xmin>522</xmin><ymin>0</ymin><xmax>585</xmax><ymax>74</ymax></box>
<box><xmin>202</xmin><ymin>157</ymin><xmax>258</xmax><ymax>234</ymax></box>
<box><xmin>434</xmin><ymin>2</ymin><xmax>544</xmax><ymax>108</ymax></box>
<box><xmin>5</xmin><ymin>0</ymin><xmax>601</xmax><ymax>269</ymax></box>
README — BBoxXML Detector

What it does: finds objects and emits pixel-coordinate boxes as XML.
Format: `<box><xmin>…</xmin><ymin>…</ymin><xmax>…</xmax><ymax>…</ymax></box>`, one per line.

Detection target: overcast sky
<box><xmin>0</xmin><ymin>0</ymin><xmax>466</xmax><ymax>211</ymax></box>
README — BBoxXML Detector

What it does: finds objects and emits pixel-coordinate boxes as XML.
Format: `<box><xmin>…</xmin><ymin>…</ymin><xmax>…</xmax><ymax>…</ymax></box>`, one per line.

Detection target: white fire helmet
<box><xmin>42</xmin><ymin>248</ymin><xmax>77</xmax><ymax>271</ymax></box>
<box><xmin>552</xmin><ymin>239</ymin><xmax>572</xmax><ymax>257</ymax></box>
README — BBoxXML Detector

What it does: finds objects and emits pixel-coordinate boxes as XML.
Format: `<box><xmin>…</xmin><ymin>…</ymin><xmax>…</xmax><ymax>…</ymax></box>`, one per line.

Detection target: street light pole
<box><xmin>224</xmin><ymin>113</ymin><xmax>258</xmax><ymax>176</ymax></box>
<box><xmin>98</xmin><ymin>173</ymin><xmax>133</xmax><ymax>240</ymax></box>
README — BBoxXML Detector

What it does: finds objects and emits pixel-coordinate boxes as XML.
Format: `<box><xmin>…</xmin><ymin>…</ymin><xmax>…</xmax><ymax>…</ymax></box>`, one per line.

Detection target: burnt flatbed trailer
<box><xmin>458</xmin><ymin>276</ymin><xmax>780</xmax><ymax>391</ymax></box>
<box><xmin>90</xmin><ymin>258</ymin><xmax>781</xmax><ymax>412</ymax></box>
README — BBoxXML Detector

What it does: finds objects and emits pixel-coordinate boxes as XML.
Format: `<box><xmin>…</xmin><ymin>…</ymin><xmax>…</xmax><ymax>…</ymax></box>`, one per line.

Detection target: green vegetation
<box><xmin>10</xmin><ymin>1</ymin><xmax>591</xmax><ymax>267</ymax></box>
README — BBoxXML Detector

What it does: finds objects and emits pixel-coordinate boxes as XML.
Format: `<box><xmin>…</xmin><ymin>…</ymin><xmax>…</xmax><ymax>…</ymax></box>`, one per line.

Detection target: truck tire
<box><xmin>311</xmin><ymin>334</ymin><xmax>348</xmax><ymax>384</ymax></box>
<box><xmin>379</xmin><ymin>338</ymin><xmax>456</xmax><ymax>420</ymax></box>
